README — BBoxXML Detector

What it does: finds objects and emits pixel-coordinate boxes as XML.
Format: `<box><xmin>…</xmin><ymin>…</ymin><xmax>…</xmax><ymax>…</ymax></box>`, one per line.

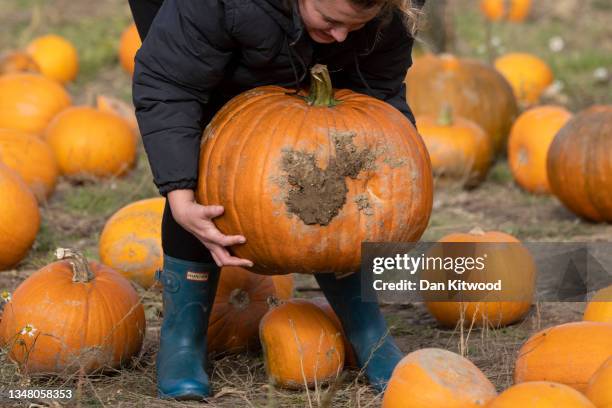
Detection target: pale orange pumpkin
<box><xmin>26</xmin><ymin>34</ymin><xmax>79</xmax><ymax>84</ymax></box>
<box><xmin>494</xmin><ymin>53</ymin><xmax>554</xmax><ymax>106</ymax></box>
<box><xmin>271</xmin><ymin>274</ymin><xmax>294</xmax><ymax>300</ymax></box>
<box><xmin>0</xmin><ymin>51</ymin><xmax>39</xmax><ymax>74</ymax></box>
<box><xmin>585</xmin><ymin>356</ymin><xmax>612</xmax><ymax>408</ymax></box>
<box><xmin>382</xmin><ymin>348</ymin><xmax>497</xmax><ymax>408</ymax></box>
<box><xmin>507</xmin><ymin>105</ymin><xmax>573</xmax><ymax>194</ymax></box>
<box><xmin>0</xmin><ymin>73</ymin><xmax>71</xmax><ymax>134</ymax></box>
<box><xmin>487</xmin><ymin>381</ymin><xmax>596</xmax><ymax>408</ymax></box>
<box><xmin>480</xmin><ymin>0</ymin><xmax>532</xmax><ymax>22</ymax></box>
<box><xmin>198</xmin><ymin>65</ymin><xmax>432</xmax><ymax>276</ymax></box>
<box><xmin>259</xmin><ymin>298</ymin><xmax>344</xmax><ymax>389</ymax></box>
<box><xmin>45</xmin><ymin>106</ymin><xmax>137</xmax><ymax>178</ymax></box>
<box><xmin>96</xmin><ymin>95</ymin><xmax>139</xmax><ymax>137</ymax></box>
<box><xmin>119</xmin><ymin>23</ymin><xmax>142</xmax><ymax>75</ymax></box>
<box><xmin>99</xmin><ymin>197</ymin><xmax>165</xmax><ymax>288</ymax></box>
<box><xmin>514</xmin><ymin>321</ymin><xmax>612</xmax><ymax>392</ymax></box>
<box><xmin>0</xmin><ymin>163</ymin><xmax>40</xmax><ymax>270</ymax></box>
<box><xmin>0</xmin><ymin>248</ymin><xmax>146</xmax><ymax>374</ymax></box>
<box><xmin>423</xmin><ymin>228</ymin><xmax>536</xmax><ymax>328</ymax></box>
<box><xmin>583</xmin><ymin>285</ymin><xmax>612</xmax><ymax>323</ymax></box>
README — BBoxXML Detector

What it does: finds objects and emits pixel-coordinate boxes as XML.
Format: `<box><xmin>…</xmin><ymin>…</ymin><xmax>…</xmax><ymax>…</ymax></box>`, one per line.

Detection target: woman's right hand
<box><xmin>167</xmin><ymin>189</ymin><xmax>254</xmax><ymax>268</ymax></box>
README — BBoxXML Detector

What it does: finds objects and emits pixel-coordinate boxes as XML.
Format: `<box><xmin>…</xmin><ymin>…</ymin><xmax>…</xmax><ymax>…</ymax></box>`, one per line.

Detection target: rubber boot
<box><xmin>155</xmin><ymin>254</ymin><xmax>221</xmax><ymax>400</ymax></box>
<box><xmin>314</xmin><ymin>271</ymin><xmax>403</xmax><ymax>392</ymax></box>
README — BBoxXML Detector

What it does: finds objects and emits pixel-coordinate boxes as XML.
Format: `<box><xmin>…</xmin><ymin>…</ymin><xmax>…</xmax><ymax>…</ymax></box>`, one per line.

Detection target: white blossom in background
<box><xmin>20</xmin><ymin>324</ymin><xmax>37</xmax><ymax>337</ymax></box>
<box><xmin>1</xmin><ymin>290</ymin><xmax>11</xmax><ymax>302</ymax></box>
<box><xmin>593</xmin><ymin>67</ymin><xmax>609</xmax><ymax>83</ymax></box>
<box><xmin>542</xmin><ymin>80</ymin><xmax>565</xmax><ymax>97</ymax></box>
<box><xmin>548</xmin><ymin>36</ymin><xmax>565</xmax><ymax>53</ymax></box>
<box><xmin>490</xmin><ymin>36</ymin><xmax>502</xmax><ymax>48</ymax></box>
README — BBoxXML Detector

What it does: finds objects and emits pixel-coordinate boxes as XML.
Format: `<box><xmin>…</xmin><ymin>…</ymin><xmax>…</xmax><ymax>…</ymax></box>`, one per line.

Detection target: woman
<box><xmin>130</xmin><ymin>0</ymin><xmax>424</xmax><ymax>401</ymax></box>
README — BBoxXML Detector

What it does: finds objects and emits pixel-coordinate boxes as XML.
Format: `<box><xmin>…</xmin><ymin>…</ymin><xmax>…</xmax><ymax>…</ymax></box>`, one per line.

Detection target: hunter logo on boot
<box><xmin>186</xmin><ymin>271</ymin><xmax>209</xmax><ymax>282</ymax></box>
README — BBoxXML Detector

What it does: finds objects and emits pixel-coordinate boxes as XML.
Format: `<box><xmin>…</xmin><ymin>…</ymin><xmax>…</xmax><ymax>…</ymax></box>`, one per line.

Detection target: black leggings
<box><xmin>162</xmin><ymin>200</ymin><xmax>215</xmax><ymax>263</ymax></box>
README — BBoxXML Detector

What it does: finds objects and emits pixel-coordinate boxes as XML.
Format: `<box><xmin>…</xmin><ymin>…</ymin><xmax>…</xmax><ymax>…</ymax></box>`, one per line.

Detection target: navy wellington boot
<box><xmin>314</xmin><ymin>271</ymin><xmax>403</xmax><ymax>392</ymax></box>
<box><xmin>155</xmin><ymin>255</ymin><xmax>221</xmax><ymax>400</ymax></box>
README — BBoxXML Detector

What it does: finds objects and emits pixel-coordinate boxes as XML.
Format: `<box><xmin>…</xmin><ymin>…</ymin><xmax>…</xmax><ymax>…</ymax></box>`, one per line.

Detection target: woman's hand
<box><xmin>167</xmin><ymin>189</ymin><xmax>254</xmax><ymax>268</ymax></box>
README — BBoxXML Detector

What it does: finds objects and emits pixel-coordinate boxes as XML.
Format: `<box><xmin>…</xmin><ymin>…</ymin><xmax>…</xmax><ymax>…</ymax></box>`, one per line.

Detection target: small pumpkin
<box><xmin>479</xmin><ymin>0</ymin><xmax>532</xmax><ymax>22</ymax></box>
<box><xmin>382</xmin><ymin>348</ymin><xmax>497</xmax><ymax>408</ymax></box>
<box><xmin>0</xmin><ymin>163</ymin><xmax>40</xmax><ymax>270</ymax></box>
<box><xmin>494</xmin><ymin>53</ymin><xmax>554</xmax><ymax>106</ymax></box>
<box><xmin>0</xmin><ymin>73</ymin><xmax>71</xmax><ymax>134</ymax></box>
<box><xmin>259</xmin><ymin>298</ymin><xmax>344</xmax><ymax>389</ymax></box>
<box><xmin>583</xmin><ymin>284</ymin><xmax>612</xmax><ymax>323</ymax></box>
<box><xmin>0</xmin><ymin>248</ymin><xmax>146</xmax><ymax>374</ymax></box>
<box><xmin>119</xmin><ymin>23</ymin><xmax>142</xmax><ymax>75</ymax></box>
<box><xmin>26</xmin><ymin>34</ymin><xmax>79</xmax><ymax>84</ymax></box>
<box><xmin>507</xmin><ymin>105</ymin><xmax>573</xmax><ymax>194</ymax></box>
<box><xmin>514</xmin><ymin>321</ymin><xmax>612</xmax><ymax>392</ymax></box>
<box><xmin>45</xmin><ymin>106</ymin><xmax>137</xmax><ymax>178</ymax></box>
<box><xmin>96</xmin><ymin>95</ymin><xmax>139</xmax><ymax>137</ymax></box>
<box><xmin>585</xmin><ymin>356</ymin><xmax>612</xmax><ymax>408</ymax></box>
<box><xmin>547</xmin><ymin>105</ymin><xmax>612</xmax><ymax>222</ymax></box>
<box><xmin>99</xmin><ymin>197</ymin><xmax>165</xmax><ymax>288</ymax></box>
<box><xmin>0</xmin><ymin>51</ymin><xmax>39</xmax><ymax>75</ymax></box>
<box><xmin>487</xmin><ymin>381</ymin><xmax>596</xmax><ymax>407</ymax></box>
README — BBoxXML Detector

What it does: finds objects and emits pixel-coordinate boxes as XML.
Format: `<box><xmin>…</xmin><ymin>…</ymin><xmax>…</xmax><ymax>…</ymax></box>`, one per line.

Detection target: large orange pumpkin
<box><xmin>119</xmin><ymin>23</ymin><xmax>142</xmax><ymax>75</ymax></box>
<box><xmin>198</xmin><ymin>65</ymin><xmax>432</xmax><ymax>276</ymax></box>
<box><xmin>0</xmin><ymin>248</ymin><xmax>146</xmax><ymax>374</ymax></box>
<box><xmin>405</xmin><ymin>54</ymin><xmax>518</xmax><ymax>153</ymax></box>
<box><xmin>479</xmin><ymin>0</ymin><xmax>532</xmax><ymax>22</ymax></box>
<box><xmin>583</xmin><ymin>284</ymin><xmax>612</xmax><ymax>323</ymax></box>
<box><xmin>45</xmin><ymin>106</ymin><xmax>137</xmax><ymax>178</ymax></box>
<box><xmin>259</xmin><ymin>298</ymin><xmax>344</xmax><ymax>389</ymax></box>
<box><xmin>494</xmin><ymin>53</ymin><xmax>554</xmax><ymax>106</ymax></box>
<box><xmin>0</xmin><ymin>73</ymin><xmax>71</xmax><ymax>134</ymax></box>
<box><xmin>423</xmin><ymin>228</ymin><xmax>536</xmax><ymax>328</ymax></box>
<box><xmin>26</xmin><ymin>34</ymin><xmax>79</xmax><ymax>84</ymax></box>
<box><xmin>382</xmin><ymin>348</ymin><xmax>497</xmax><ymax>408</ymax></box>
<box><xmin>547</xmin><ymin>105</ymin><xmax>612</xmax><ymax>222</ymax></box>
<box><xmin>0</xmin><ymin>163</ymin><xmax>40</xmax><ymax>270</ymax></box>
<box><xmin>487</xmin><ymin>381</ymin><xmax>596</xmax><ymax>408</ymax></box>
<box><xmin>99</xmin><ymin>197</ymin><xmax>165</xmax><ymax>288</ymax></box>
<box><xmin>0</xmin><ymin>51</ymin><xmax>39</xmax><ymax>75</ymax></box>
<box><xmin>507</xmin><ymin>105</ymin><xmax>573</xmax><ymax>194</ymax></box>
<box><xmin>585</xmin><ymin>356</ymin><xmax>612</xmax><ymax>407</ymax></box>
<box><xmin>417</xmin><ymin>106</ymin><xmax>493</xmax><ymax>187</ymax></box>
<box><xmin>514</xmin><ymin>321</ymin><xmax>612</xmax><ymax>392</ymax></box>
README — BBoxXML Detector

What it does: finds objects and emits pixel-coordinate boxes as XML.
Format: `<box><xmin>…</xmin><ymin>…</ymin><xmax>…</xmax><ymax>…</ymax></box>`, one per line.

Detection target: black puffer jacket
<box><xmin>132</xmin><ymin>0</ymin><xmax>424</xmax><ymax>196</ymax></box>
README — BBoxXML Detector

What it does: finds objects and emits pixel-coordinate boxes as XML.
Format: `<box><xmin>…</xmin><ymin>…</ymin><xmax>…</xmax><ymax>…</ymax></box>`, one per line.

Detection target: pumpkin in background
<box><xmin>507</xmin><ymin>105</ymin><xmax>573</xmax><ymax>194</ymax></box>
<box><xmin>0</xmin><ymin>51</ymin><xmax>39</xmax><ymax>75</ymax></box>
<box><xmin>271</xmin><ymin>274</ymin><xmax>294</xmax><ymax>300</ymax></box>
<box><xmin>0</xmin><ymin>248</ymin><xmax>146</xmax><ymax>374</ymax></box>
<box><xmin>198</xmin><ymin>65</ymin><xmax>432</xmax><ymax>276</ymax></box>
<box><xmin>0</xmin><ymin>163</ymin><xmax>40</xmax><ymax>270</ymax></box>
<box><xmin>119</xmin><ymin>23</ymin><xmax>141</xmax><ymax>75</ymax></box>
<box><xmin>382</xmin><ymin>348</ymin><xmax>497</xmax><ymax>408</ymax></box>
<box><xmin>494</xmin><ymin>53</ymin><xmax>554</xmax><ymax>106</ymax></box>
<box><xmin>99</xmin><ymin>197</ymin><xmax>165</xmax><ymax>288</ymax></box>
<box><xmin>585</xmin><ymin>356</ymin><xmax>612</xmax><ymax>408</ymax></box>
<box><xmin>26</xmin><ymin>34</ymin><xmax>79</xmax><ymax>84</ymax></box>
<box><xmin>97</xmin><ymin>95</ymin><xmax>139</xmax><ymax>137</ymax></box>
<box><xmin>0</xmin><ymin>73</ymin><xmax>71</xmax><ymax>134</ymax></box>
<box><xmin>423</xmin><ymin>228</ymin><xmax>536</xmax><ymax>328</ymax></box>
<box><xmin>259</xmin><ymin>298</ymin><xmax>344</xmax><ymax>389</ymax></box>
<box><xmin>487</xmin><ymin>381</ymin><xmax>596</xmax><ymax>408</ymax></box>
<box><xmin>208</xmin><ymin>267</ymin><xmax>284</xmax><ymax>354</ymax></box>
<box><xmin>547</xmin><ymin>105</ymin><xmax>612</xmax><ymax>222</ymax></box>
<box><xmin>479</xmin><ymin>0</ymin><xmax>532</xmax><ymax>22</ymax></box>
<box><xmin>406</xmin><ymin>54</ymin><xmax>518</xmax><ymax>153</ymax></box>
<box><xmin>0</xmin><ymin>129</ymin><xmax>59</xmax><ymax>202</ymax></box>
<box><xmin>583</xmin><ymin>284</ymin><xmax>612</xmax><ymax>323</ymax></box>
<box><xmin>416</xmin><ymin>105</ymin><xmax>493</xmax><ymax>188</ymax></box>
<box><xmin>514</xmin><ymin>321</ymin><xmax>612</xmax><ymax>392</ymax></box>
<box><xmin>45</xmin><ymin>106</ymin><xmax>137</xmax><ymax>178</ymax></box>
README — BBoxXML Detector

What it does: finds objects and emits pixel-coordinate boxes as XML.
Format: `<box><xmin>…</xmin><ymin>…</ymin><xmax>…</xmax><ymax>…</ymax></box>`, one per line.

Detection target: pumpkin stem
<box><xmin>438</xmin><ymin>104</ymin><xmax>454</xmax><ymax>127</ymax></box>
<box><xmin>228</xmin><ymin>288</ymin><xmax>251</xmax><ymax>311</ymax></box>
<box><xmin>55</xmin><ymin>248</ymin><xmax>94</xmax><ymax>283</ymax></box>
<box><xmin>306</xmin><ymin>64</ymin><xmax>340</xmax><ymax>107</ymax></box>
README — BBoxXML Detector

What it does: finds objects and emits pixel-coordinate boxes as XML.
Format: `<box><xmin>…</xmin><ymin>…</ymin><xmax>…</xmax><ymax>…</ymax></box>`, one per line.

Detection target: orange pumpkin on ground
<box><xmin>96</xmin><ymin>95</ymin><xmax>139</xmax><ymax>137</ymax></box>
<box><xmin>507</xmin><ymin>105</ymin><xmax>573</xmax><ymax>194</ymax></box>
<box><xmin>26</xmin><ymin>34</ymin><xmax>79</xmax><ymax>84</ymax></box>
<box><xmin>259</xmin><ymin>298</ymin><xmax>344</xmax><ymax>389</ymax></box>
<box><xmin>99</xmin><ymin>197</ymin><xmax>165</xmax><ymax>288</ymax></box>
<box><xmin>198</xmin><ymin>65</ymin><xmax>432</xmax><ymax>276</ymax></box>
<box><xmin>0</xmin><ymin>51</ymin><xmax>39</xmax><ymax>74</ymax></box>
<box><xmin>479</xmin><ymin>0</ymin><xmax>532</xmax><ymax>22</ymax></box>
<box><xmin>406</xmin><ymin>53</ymin><xmax>518</xmax><ymax>153</ymax></box>
<box><xmin>417</xmin><ymin>105</ymin><xmax>493</xmax><ymax>187</ymax></box>
<box><xmin>382</xmin><ymin>348</ymin><xmax>497</xmax><ymax>408</ymax></box>
<box><xmin>514</xmin><ymin>321</ymin><xmax>612</xmax><ymax>392</ymax></box>
<box><xmin>0</xmin><ymin>73</ymin><xmax>71</xmax><ymax>134</ymax></box>
<box><xmin>583</xmin><ymin>284</ymin><xmax>612</xmax><ymax>323</ymax></box>
<box><xmin>494</xmin><ymin>53</ymin><xmax>554</xmax><ymax>106</ymax></box>
<box><xmin>547</xmin><ymin>105</ymin><xmax>612</xmax><ymax>222</ymax></box>
<box><xmin>0</xmin><ymin>128</ymin><xmax>59</xmax><ymax>201</ymax></box>
<box><xmin>423</xmin><ymin>228</ymin><xmax>536</xmax><ymax>328</ymax></box>
<box><xmin>0</xmin><ymin>248</ymin><xmax>146</xmax><ymax>374</ymax></box>
<box><xmin>119</xmin><ymin>23</ymin><xmax>142</xmax><ymax>75</ymax></box>
<box><xmin>45</xmin><ymin>106</ymin><xmax>137</xmax><ymax>178</ymax></box>
<box><xmin>0</xmin><ymin>163</ymin><xmax>40</xmax><ymax>270</ymax></box>
<box><xmin>487</xmin><ymin>381</ymin><xmax>596</xmax><ymax>407</ymax></box>
<box><xmin>585</xmin><ymin>356</ymin><xmax>612</xmax><ymax>407</ymax></box>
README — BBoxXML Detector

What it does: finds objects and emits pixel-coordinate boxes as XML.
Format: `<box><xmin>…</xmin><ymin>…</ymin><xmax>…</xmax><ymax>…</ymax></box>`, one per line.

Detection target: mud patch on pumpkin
<box><xmin>354</xmin><ymin>194</ymin><xmax>374</xmax><ymax>216</ymax></box>
<box><xmin>280</xmin><ymin>131</ymin><xmax>375</xmax><ymax>225</ymax></box>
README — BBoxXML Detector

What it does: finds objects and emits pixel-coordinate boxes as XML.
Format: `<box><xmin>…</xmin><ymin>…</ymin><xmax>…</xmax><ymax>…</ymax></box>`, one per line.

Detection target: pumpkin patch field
<box><xmin>0</xmin><ymin>0</ymin><xmax>611</xmax><ymax>407</ymax></box>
